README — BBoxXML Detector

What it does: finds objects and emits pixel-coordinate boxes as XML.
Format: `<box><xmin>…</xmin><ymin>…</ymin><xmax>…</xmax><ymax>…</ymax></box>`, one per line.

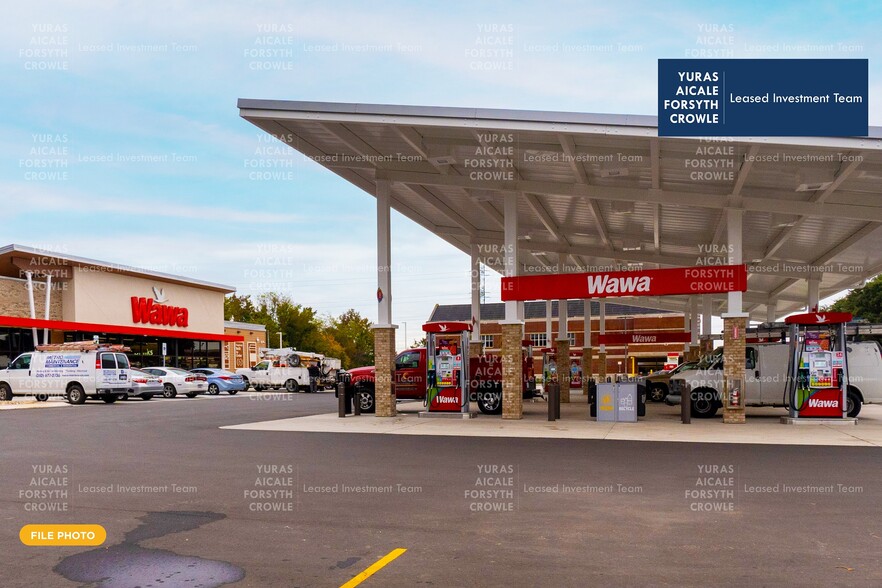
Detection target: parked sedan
<box><xmin>142</xmin><ymin>367</ymin><xmax>206</xmax><ymax>398</ymax></box>
<box><xmin>189</xmin><ymin>368</ymin><xmax>246</xmax><ymax>395</ymax></box>
<box><xmin>124</xmin><ymin>368</ymin><xmax>164</xmax><ymax>400</ymax></box>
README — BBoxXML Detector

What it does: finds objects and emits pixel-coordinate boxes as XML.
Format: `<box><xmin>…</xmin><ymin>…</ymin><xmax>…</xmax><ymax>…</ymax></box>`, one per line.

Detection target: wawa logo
<box><xmin>807</xmin><ymin>398</ymin><xmax>839</xmax><ymax>408</ymax></box>
<box><xmin>587</xmin><ymin>274</ymin><xmax>651</xmax><ymax>295</ymax></box>
<box><xmin>131</xmin><ymin>287</ymin><xmax>189</xmax><ymax>328</ymax></box>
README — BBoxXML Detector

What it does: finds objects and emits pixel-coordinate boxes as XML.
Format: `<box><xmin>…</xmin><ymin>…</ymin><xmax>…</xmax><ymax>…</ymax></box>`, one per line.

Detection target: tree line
<box><xmin>225</xmin><ymin>293</ymin><xmax>374</xmax><ymax>368</ymax></box>
<box><xmin>827</xmin><ymin>274</ymin><xmax>882</xmax><ymax>322</ymax></box>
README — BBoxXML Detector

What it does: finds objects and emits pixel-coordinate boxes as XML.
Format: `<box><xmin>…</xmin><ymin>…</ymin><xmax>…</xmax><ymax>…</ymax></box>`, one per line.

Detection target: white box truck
<box><xmin>666</xmin><ymin>341</ymin><xmax>882</xmax><ymax>418</ymax></box>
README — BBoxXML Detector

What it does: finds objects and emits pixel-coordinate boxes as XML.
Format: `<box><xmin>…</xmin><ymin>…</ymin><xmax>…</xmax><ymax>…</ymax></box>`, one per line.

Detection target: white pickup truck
<box><xmin>236</xmin><ymin>352</ymin><xmax>340</xmax><ymax>393</ymax></box>
<box><xmin>666</xmin><ymin>341</ymin><xmax>882</xmax><ymax>418</ymax></box>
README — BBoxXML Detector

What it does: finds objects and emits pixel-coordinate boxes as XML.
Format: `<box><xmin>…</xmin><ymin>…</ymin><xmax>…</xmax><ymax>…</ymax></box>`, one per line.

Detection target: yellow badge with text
<box><xmin>20</xmin><ymin>524</ymin><xmax>106</xmax><ymax>546</ymax></box>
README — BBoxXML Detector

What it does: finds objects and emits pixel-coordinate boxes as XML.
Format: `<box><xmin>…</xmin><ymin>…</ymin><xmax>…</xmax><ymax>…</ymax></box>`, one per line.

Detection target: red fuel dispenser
<box><xmin>785</xmin><ymin>312</ymin><xmax>852</xmax><ymax>419</ymax></box>
<box><xmin>423</xmin><ymin>321</ymin><xmax>471</xmax><ymax>413</ymax></box>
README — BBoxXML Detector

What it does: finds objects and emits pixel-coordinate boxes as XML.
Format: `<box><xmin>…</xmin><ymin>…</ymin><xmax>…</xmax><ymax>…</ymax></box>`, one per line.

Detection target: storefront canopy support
<box><xmin>24</xmin><ymin>271</ymin><xmax>38</xmax><ymax>347</ymax></box>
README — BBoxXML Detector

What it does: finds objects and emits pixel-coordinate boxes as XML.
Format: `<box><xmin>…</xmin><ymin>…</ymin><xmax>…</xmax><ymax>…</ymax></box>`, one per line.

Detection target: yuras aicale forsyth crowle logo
<box><xmin>131</xmin><ymin>287</ymin><xmax>189</xmax><ymax>328</ymax></box>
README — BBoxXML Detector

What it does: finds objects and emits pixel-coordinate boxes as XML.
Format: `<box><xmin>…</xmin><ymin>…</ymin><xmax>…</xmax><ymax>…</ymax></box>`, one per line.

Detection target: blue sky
<box><xmin>3</xmin><ymin>1</ymin><xmax>880</xmax><ymax>350</ymax></box>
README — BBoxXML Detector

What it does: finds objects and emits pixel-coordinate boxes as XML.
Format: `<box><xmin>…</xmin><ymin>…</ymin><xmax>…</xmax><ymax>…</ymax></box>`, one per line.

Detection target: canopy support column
<box><xmin>582</xmin><ymin>299</ymin><xmax>592</xmax><ymax>399</ymax></box>
<box><xmin>723</xmin><ymin>208</ymin><xmax>748</xmax><ymax>424</ymax></box>
<box><xmin>373</xmin><ymin>179</ymin><xmax>397</xmax><ymax>417</ymax></box>
<box><xmin>501</xmin><ymin>192</ymin><xmax>523</xmax><ymax>420</ymax></box>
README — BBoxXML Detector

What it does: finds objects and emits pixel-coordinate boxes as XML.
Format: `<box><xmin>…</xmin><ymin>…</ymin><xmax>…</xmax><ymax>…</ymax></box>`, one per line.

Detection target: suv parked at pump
<box><xmin>0</xmin><ymin>347</ymin><xmax>132</xmax><ymax>404</ymax></box>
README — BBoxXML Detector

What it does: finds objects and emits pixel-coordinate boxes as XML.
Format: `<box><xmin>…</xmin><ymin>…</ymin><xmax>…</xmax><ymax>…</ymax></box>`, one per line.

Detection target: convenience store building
<box><xmin>0</xmin><ymin>244</ymin><xmax>243</xmax><ymax>369</ymax></box>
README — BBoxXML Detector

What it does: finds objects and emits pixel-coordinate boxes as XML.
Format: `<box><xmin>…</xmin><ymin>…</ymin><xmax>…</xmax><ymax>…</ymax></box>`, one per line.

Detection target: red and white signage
<box><xmin>799</xmin><ymin>389</ymin><xmax>842</xmax><ymax>418</ymax></box>
<box><xmin>422</xmin><ymin>321</ymin><xmax>472</xmax><ymax>333</ymax></box>
<box><xmin>784</xmin><ymin>312</ymin><xmax>852</xmax><ymax>325</ymax></box>
<box><xmin>596</xmin><ymin>331</ymin><xmax>693</xmax><ymax>345</ymax></box>
<box><xmin>429</xmin><ymin>388</ymin><xmax>462</xmax><ymax>411</ymax></box>
<box><xmin>664</xmin><ymin>353</ymin><xmax>680</xmax><ymax>371</ymax></box>
<box><xmin>501</xmin><ymin>265</ymin><xmax>747</xmax><ymax>301</ymax></box>
<box><xmin>131</xmin><ymin>289</ymin><xmax>189</xmax><ymax>328</ymax></box>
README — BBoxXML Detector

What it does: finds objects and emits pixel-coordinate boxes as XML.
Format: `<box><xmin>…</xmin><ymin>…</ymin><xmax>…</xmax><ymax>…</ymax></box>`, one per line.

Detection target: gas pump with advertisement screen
<box><xmin>541</xmin><ymin>348</ymin><xmax>558</xmax><ymax>387</ymax></box>
<box><xmin>784</xmin><ymin>312</ymin><xmax>852</xmax><ymax>419</ymax></box>
<box><xmin>423</xmin><ymin>322</ymin><xmax>470</xmax><ymax>413</ymax></box>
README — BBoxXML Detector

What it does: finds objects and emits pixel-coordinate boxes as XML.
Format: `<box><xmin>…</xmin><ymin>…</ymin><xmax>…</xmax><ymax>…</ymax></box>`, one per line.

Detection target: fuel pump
<box><xmin>423</xmin><ymin>321</ymin><xmax>471</xmax><ymax>413</ymax></box>
<box><xmin>784</xmin><ymin>312</ymin><xmax>852</xmax><ymax>419</ymax></box>
<box><xmin>541</xmin><ymin>347</ymin><xmax>558</xmax><ymax>387</ymax></box>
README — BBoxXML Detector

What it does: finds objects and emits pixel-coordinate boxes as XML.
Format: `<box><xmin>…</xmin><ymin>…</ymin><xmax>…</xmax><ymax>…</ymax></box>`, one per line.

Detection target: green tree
<box><xmin>224</xmin><ymin>294</ymin><xmax>260</xmax><ymax>323</ymax></box>
<box><xmin>257</xmin><ymin>292</ymin><xmax>322</xmax><ymax>352</ymax></box>
<box><xmin>328</xmin><ymin>309</ymin><xmax>374</xmax><ymax>368</ymax></box>
<box><xmin>224</xmin><ymin>295</ymin><xmax>374</xmax><ymax>368</ymax></box>
<box><xmin>827</xmin><ymin>274</ymin><xmax>882</xmax><ymax>322</ymax></box>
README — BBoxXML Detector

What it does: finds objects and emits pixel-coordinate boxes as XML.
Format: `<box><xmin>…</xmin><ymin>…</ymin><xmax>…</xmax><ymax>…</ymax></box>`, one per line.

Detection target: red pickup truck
<box><xmin>345</xmin><ymin>345</ymin><xmax>537</xmax><ymax>415</ymax></box>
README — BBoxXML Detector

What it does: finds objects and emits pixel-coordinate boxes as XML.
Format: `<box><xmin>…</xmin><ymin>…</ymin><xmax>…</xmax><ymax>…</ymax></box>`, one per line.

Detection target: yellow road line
<box><xmin>340</xmin><ymin>548</ymin><xmax>407</xmax><ymax>588</ymax></box>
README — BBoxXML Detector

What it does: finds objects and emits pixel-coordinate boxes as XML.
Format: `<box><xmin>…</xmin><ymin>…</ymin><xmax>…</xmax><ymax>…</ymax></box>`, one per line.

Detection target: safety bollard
<box><xmin>547</xmin><ymin>383</ymin><xmax>559</xmax><ymax>421</ymax></box>
<box><xmin>338</xmin><ymin>381</ymin><xmax>348</xmax><ymax>418</ymax></box>
<box><xmin>681</xmin><ymin>388</ymin><xmax>691</xmax><ymax>424</ymax></box>
<box><xmin>555</xmin><ymin>385</ymin><xmax>561</xmax><ymax>420</ymax></box>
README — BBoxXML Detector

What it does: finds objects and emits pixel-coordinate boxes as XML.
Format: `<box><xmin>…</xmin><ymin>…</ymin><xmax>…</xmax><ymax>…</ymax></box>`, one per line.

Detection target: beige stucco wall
<box><xmin>0</xmin><ymin>276</ymin><xmax>63</xmax><ymax>320</ymax></box>
<box><xmin>66</xmin><ymin>267</ymin><xmax>225</xmax><ymax>334</ymax></box>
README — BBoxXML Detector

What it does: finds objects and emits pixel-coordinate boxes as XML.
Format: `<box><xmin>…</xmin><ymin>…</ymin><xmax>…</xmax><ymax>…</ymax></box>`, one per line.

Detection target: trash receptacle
<box><xmin>591</xmin><ymin>381</ymin><xmax>644</xmax><ymax>422</ymax></box>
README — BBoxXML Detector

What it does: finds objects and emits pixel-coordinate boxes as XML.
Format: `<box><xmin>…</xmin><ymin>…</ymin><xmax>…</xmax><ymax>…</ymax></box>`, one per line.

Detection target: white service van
<box><xmin>666</xmin><ymin>341</ymin><xmax>882</xmax><ymax>418</ymax></box>
<box><xmin>0</xmin><ymin>349</ymin><xmax>132</xmax><ymax>404</ymax></box>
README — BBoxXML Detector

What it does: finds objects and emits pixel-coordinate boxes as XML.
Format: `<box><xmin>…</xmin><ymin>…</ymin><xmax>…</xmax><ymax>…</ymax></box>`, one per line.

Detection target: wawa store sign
<box><xmin>130</xmin><ymin>287</ymin><xmax>189</xmax><ymax>328</ymax></box>
<box><xmin>501</xmin><ymin>265</ymin><xmax>747</xmax><ymax>301</ymax></box>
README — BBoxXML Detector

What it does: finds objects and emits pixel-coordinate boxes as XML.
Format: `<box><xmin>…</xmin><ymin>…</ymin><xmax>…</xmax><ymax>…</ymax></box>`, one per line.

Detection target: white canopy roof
<box><xmin>239</xmin><ymin>99</ymin><xmax>882</xmax><ymax>321</ymax></box>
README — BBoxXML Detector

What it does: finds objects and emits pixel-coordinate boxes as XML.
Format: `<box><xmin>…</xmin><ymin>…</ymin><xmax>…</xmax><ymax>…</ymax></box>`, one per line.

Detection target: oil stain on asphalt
<box><xmin>54</xmin><ymin>511</ymin><xmax>245</xmax><ymax>587</ymax></box>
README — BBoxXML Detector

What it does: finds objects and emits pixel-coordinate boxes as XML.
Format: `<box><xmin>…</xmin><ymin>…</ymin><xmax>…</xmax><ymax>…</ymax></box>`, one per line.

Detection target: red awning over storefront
<box><xmin>0</xmin><ymin>315</ymin><xmax>244</xmax><ymax>342</ymax></box>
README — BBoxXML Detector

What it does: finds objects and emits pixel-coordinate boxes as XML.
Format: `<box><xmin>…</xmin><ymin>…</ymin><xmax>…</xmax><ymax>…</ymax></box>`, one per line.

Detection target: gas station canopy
<box><xmin>239</xmin><ymin>99</ymin><xmax>882</xmax><ymax>320</ymax></box>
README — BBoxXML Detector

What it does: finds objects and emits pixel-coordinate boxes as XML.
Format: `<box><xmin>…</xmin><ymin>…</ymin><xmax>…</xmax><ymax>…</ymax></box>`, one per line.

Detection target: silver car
<box><xmin>123</xmin><ymin>368</ymin><xmax>164</xmax><ymax>401</ymax></box>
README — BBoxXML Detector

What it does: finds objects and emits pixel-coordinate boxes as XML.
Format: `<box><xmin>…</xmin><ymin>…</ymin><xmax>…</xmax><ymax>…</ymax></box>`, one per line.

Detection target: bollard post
<box><xmin>681</xmin><ymin>387</ymin><xmax>691</xmax><ymax>424</ymax></box>
<box><xmin>554</xmin><ymin>383</ymin><xmax>561</xmax><ymax>420</ymax></box>
<box><xmin>338</xmin><ymin>381</ymin><xmax>347</xmax><ymax>418</ymax></box>
<box><xmin>547</xmin><ymin>383</ymin><xmax>557</xmax><ymax>421</ymax></box>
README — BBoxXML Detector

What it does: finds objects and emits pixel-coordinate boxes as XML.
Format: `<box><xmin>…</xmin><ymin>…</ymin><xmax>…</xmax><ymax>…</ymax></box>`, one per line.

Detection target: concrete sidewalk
<box><xmin>0</xmin><ymin>398</ymin><xmax>70</xmax><ymax>410</ymax></box>
<box><xmin>222</xmin><ymin>394</ymin><xmax>882</xmax><ymax>447</ymax></box>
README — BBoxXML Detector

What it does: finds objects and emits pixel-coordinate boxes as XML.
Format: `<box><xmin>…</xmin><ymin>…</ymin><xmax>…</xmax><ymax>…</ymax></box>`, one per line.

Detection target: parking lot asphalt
<box><xmin>2</xmin><ymin>391</ymin><xmax>882</xmax><ymax>587</ymax></box>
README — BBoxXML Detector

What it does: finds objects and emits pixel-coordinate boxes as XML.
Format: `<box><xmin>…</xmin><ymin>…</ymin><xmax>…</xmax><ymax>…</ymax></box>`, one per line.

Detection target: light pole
<box><xmin>278</xmin><ymin>333</ymin><xmax>283</xmax><ymax>348</ymax></box>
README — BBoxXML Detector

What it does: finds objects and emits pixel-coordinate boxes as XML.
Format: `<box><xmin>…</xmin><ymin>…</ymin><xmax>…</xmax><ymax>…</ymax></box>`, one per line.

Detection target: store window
<box><xmin>529</xmin><ymin>333</ymin><xmax>547</xmax><ymax>348</ymax></box>
<box><xmin>568</xmin><ymin>333</ymin><xmax>577</xmax><ymax>346</ymax></box>
<box><xmin>0</xmin><ymin>329</ymin><xmax>35</xmax><ymax>368</ymax></box>
<box><xmin>481</xmin><ymin>334</ymin><xmax>495</xmax><ymax>349</ymax></box>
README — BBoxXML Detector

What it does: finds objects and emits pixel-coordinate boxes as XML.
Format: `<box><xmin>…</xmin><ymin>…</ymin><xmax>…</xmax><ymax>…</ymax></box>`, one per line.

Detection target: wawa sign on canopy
<box><xmin>501</xmin><ymin>265</ymin><xmax>747</xmax><ymax>301</ymax></box>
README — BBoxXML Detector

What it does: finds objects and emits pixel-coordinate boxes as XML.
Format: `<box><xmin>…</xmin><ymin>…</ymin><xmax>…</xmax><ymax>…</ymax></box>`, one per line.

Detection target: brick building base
<box><xmin>722</xmin><ymin>315</ymin><xmax>748</xmax><ymax>424</ymax></box>
<box><xmin>468</xmin><ymin>340</ymin><xmax>483</xmax><ymax>359</ymax></box>
<box><xmin>373</xmin><ymin>325</ymin><xmax>397</xmax><ymax>417</ymax></box>
<box><xmin>500</xmin><ymin>322</ymin><xmax>524</xmax><ymax>420</ymax></box>
<box><xmin>582</xmin><ymin>346</ymin><xmax>593</xmax><ymax>400</ymax></box>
